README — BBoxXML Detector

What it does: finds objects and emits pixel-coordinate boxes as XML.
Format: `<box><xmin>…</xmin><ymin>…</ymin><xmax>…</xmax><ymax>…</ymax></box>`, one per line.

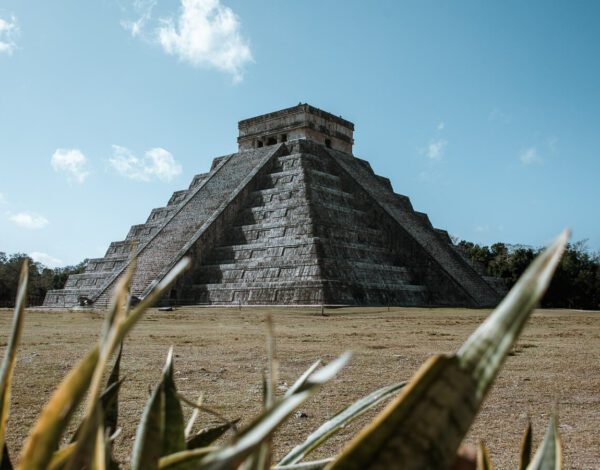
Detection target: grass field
<box><xmin>1</xmin><ymin>306</ymin><xmax>599</xmax><ymax>468</ymax></box>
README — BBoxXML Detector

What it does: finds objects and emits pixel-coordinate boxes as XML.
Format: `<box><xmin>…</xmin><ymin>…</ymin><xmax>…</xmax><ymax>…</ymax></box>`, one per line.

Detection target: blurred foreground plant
<box><xmin>0</xmin><ymin>230</ymin><xmax>569</xmax><ymax>469</ymax></box>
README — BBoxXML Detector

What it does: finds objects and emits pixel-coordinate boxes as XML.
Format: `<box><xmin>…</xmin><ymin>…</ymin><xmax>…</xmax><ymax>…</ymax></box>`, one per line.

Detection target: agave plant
<box><xmin>0</xmin><ymin>230</ymin><xmax>569</xmax><ymax>469</ymax></box>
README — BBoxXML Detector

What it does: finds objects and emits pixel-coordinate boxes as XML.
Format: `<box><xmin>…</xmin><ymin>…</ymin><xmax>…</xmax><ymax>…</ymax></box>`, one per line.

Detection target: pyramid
<box><xmin>43</xmin><ymin>104</ymin><xmax>503</xmax><ymax>308</ymax></box>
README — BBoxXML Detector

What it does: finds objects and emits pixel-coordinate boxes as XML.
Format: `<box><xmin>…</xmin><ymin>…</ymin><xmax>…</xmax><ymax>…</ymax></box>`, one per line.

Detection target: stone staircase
<box><xmin>185</xmin><ymin>146</ymin><xmax>428</xmax><ymax>305</ymax></box>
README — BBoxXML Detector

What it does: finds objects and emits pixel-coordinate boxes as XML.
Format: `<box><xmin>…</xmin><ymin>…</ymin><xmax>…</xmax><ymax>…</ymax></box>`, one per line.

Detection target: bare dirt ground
<box><xmin>1</xmin><ymin>306</ymin><xmax>599</xmax><ymax>468</ymax></box>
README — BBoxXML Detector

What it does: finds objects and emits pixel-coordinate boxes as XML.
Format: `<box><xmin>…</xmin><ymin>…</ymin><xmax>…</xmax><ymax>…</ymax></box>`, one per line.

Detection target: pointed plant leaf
<box><xmin>519</xmin><ymin>420</ymin><xmax>533</xmax><ymax>470</ymax></box>
<box><xmin>158</xmin><ymin>447</ymin><xmax>218</xmax><ymax>469</ymax></box>
<box><xmin>63</xmin><ymin>404</ymin><xmax>105</xmax><ymax>470</ymax></box>
<box><xmin>162</xmin><ymin>348</ymin><xmax>186</xmax><ymax>457</ymax></box>
<box><xmin>285</xmin><ymin>360</ymin><xmax>321</xmax><ymax>398</ymax></box>
<box><xmin>272</xmin><ymin>459</ymin><xmax>334</xmax><ymax>470</ymax></box>
<box><xmin>196</xmin><ymin>352</ymin><xmax>350</xmax><ymax>470</ymax></box>
<box><xmin>184</xmin><ymin>395</ymin><xmax>203</xmax><ymax>439</ymax></box>
<box><xmin>279</xmin><ymin>381</ymin><xmax>406</xmax><ymax>465</ymax></box>
<box><xmin>457</xmin><ymin>229</ymin><xmax>570</xmax><ymax>399</ymax></box>
<box><xmin>117</xmin><ymin>258</ymin><xmax>191</xmax><ymax>347</ymax></box>
<box><xmin>70</xmin><ymin>379</ymin><xmax>123</xmax><ymax>444</ymax></box>
<box><xmin>0</xmin><ymin>444</ymin><xmax>13</xmax><ymax>470</ymax></box>
<box><xmin>186</xmin><ymin>421</ymin><xmax>240</xmax><ymax>450</ymax></box>
<box><xmin>47</xmin><ymin>443</ymin><xmax>76</xmax><ymax>470</ymax></box>
<box><xmin>327</xmin><ymin>231</ymin><xmax>569</xmax><ymax>470</ymax></box>
<box><xmin>104</xmin><ymin>343</ymin><xmax>123</xmax><ymax>434</ymax></box>
<box><xmin>0</xmin><ymin>261</ymin><xmax>27</xmax><ymax>468</ymax></box>
<box><xmin>477</xmin><ymin>441</ymin><xmax>493</xmax><ymax>470</ymax></box>
<box><xmin>526</xmin><ymin>415</ymin><xmax>562</xmax><ymax>470</ymax></box>
<box><xmin>92</xmin><ymin>423</ymin><xmax>106</xmax><ymax>470</ymax></box>
<box><xmin>131</xmin><ymin>381</ymin><xmax>164</xmax><ymax>470</ymax></box>
<box><xmin>18</xmin><ymin>346</ymin><xmax>100</xmax><ymax>470</ymax></box>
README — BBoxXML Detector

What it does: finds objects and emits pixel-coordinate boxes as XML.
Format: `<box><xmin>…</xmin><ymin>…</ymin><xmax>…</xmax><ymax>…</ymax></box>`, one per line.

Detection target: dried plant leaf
<box><xmin>91</xmin><ymin>422</ymin><xmax>106</xmax><ymax>470</ymax></box>
<box><xmin>0</xmin><ymin>262</ymin><xmax>27</xmax><ymax>468</ymax></box>
<box><xmin>158</xmin><ymin>447</ymin><xmax>218</xmax><ymax>469</ymax></box>
<box><xmin>526</xmin><ymin>415</ymin><xmax>562</xmax><ymax>470</ymax></box>
<box><xmin>477</xmin><ymin>441</ymin><xmax>493</xmax><ymax>470</ymax></box>
<box><xmin>328</xmin><ymin>230</ymin><xmax>569</xmax><ymax>470</ymax></box>
<box><xmin>184</xmin><ymin>395</ymin><xmax>203</xmax><ymax>439</ymax></box>
<box><xmin>47</xmin><ymin>443</ymin><xmax>76</xmax><ymax>470</ymax></box>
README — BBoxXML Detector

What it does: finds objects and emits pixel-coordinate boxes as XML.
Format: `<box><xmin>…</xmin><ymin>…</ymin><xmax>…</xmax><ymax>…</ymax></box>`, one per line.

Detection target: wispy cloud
<box><xmin>123</xmin><ymin>0</ymin><xmax>253</xmax><ymax>83</ymax></box>
<box><xmin>9</xmin><ymin>212</ymin><xmax>49</xmax><ymax>229</ymax></box>
<box><xmin>0</xmin><ymin>14</ymin><xmax>18</xmax><ymax>55</ymax></box>
<box><xmin>437</xmin><ymin>121</ymin><xmax>445</xmax><ymax>131</ymax></box>
<box><xmin>121</xmin><ymin>0</ymin><xmax>156</xmax><ymax>38</ymax></box>
<box><xmin>520</xmin><ymin>146</ymin><xmax>542</xmax><ymax>165</ymax></box>
<box><xmin>0</xmin><ymin>192</ymin><xmax>6</xmax><ymax>205</ymax></box>
<box><xmin>109</xmin><ymin>145</ymin><xmax>182</xmax><ymax>182</ymax></box>
<box><xmin>489</xmin><ymin>108</ymin><xmax>511</xmax><ymax>124</ymax></box>
<box><xmin>51</xmin><ymin>148</ymin><xmax>90</xmax><ymax>184</ymax></box>
<box><xmin>29</xmin><ymin>251</ymin><xmax>64</xmax><ymax>268</ymax></box>
<box><xmin>421</xmin><ymin>139</ymin><xmax>447</xmax><ymax>160</ymax></box>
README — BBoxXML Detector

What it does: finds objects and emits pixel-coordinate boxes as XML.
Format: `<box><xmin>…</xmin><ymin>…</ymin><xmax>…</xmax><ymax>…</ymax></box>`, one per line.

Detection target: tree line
<box><xmin>0</xmin><ymin>253</ymin><xmax>87</xmax><ymax>307</ymax></box>
<box><xmin>1</xmin><ymin>240</ymin><xmax>599</xmax><ymax>310</ymax></box>
<box><xmin>457</xmin><ymin>240</ymin><xmax>600</xmax><ymax>310</ymax></box>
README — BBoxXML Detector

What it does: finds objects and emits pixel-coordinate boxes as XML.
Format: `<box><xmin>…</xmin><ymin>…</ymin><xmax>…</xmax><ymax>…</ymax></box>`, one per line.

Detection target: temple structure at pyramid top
<box><xmin>43</xmin><ymin>103</ymin><xmax>504</xmax><ymax>309</ymax></box>
<box><xmin>238</xmin><ymin>103</ymin><xmax>354</xmax><ymax>153</ymax></box>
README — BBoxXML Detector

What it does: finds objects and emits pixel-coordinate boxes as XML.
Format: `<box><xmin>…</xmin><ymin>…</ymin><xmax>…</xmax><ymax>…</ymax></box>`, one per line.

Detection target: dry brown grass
<box><xmin>1</xmin><ymin>306</ymin><xmax>599</xmax><ymax>468</ymax></box>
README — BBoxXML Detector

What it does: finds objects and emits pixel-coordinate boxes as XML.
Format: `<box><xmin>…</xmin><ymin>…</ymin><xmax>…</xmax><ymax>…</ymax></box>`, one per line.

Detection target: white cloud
<box><xmin>437</xmin><ymin>121</ymin><xmax>445</xmax><ymax>131</ymax></box>
<box><xmin>124</xmin><ymin>0</ymin><xmax>253</xmax><ymax>82</ymax></box>
<box><xmin>0</xmin><ymin>193</ymin><xmax>6</xmax><ymax>204</ymax></box>
<box><xmin>122</xmin><ymin>0</ymin><xmax>156</xmax><ymax>38</ymax></box>
<box><xmin>109</xmin><ymin>145</ymin><xmax>182</xmax><ymax>182</ymax></box>
<box><xmin>520</xmin><ymin>147</ymin><xmax>542</xmax><ymax>165</ymax></box>
<box><xmin>29</xmin><ymin>252</ymin><xmax>64</xmax><ymax>268</ymax></box>
<box><xmin>421</xmin><ymin>139</ymin><xmax>447</xmax><ymax>160</ymax></box>
<box><xmin>9</xmin><ymin>212</ymin><xmax>49</xmax><ymax>229</ymax></box>
<box><xmin>51</xmin><ymin>148</ymin><xmax>90</xmax><ymax>184</ymax></box>
<box><xmin>0</xmin><ymin>14</ymin><xmax>18</xmax><ymax>55</ymax></box>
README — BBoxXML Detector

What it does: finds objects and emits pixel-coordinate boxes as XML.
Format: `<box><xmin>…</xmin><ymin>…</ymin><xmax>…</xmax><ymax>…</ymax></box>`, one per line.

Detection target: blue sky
<box><xmin>1</xmin><ymin>1</ymin><xmax>599</xmax><ymax>267</ymax></box>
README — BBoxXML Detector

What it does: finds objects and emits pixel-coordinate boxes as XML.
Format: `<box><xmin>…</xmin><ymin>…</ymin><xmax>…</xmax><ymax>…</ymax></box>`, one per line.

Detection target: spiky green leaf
<box><xmin>131</xmin><ymin>381</ymin><xmax>164</xmax><ymax>470</ymax></box>
<box><xmin>519</xmin><ymin>420</ymin><xmax>533</xmax><ymax>470</ymax></box>
<box><xmin>279</xmin><ymin>381</ymin><xmax>406</xmax><ymax>465</ymax></box>
<box><xmin>195</xmin><ymin>352</ymin><xmax>350</xmax><ymax>470</ymax></box>
<box><xmin>162</xmin><ymin>348</ymin><xmax>186</xmax><ymax>457</ymax></box>
<box><xmin>527</xmin><ymin>415</ymin><xmax>562</xmax><ymax>470</ymax></box>
<box><xmin>186</xmin><ymin>421</ymin><xmax>239</xmax><ymax>450</ymax></box>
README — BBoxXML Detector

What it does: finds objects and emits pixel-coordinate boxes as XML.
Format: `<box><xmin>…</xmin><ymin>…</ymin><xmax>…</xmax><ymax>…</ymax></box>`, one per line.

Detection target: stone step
<box><xmin>208</xmin><ymin>238</ymin><xmax>319</xmax><ymax>263</ymax></box>
<box><xmin>186</xmin><ymin>279</ymin><xmax>426</xmax><ymax>306</ymax></box>
<box><xmin>64</xmin><ymin>272</ymin><xmax>111</xmax><ymax>289</ymax></box>
<box><xmin>236</xmin><ymin>203</ymin><xmax>311</xmax><ymax>225</ymax></box>
<box><xmin>227</xmin><ymin>221</ymin><xmax>314</xmax><ymax>245</ymax></box>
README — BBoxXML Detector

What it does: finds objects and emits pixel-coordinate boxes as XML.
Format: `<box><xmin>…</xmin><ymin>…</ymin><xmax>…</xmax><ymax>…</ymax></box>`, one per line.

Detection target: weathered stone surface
<box><xmin>43</xmin><ymin>104</ymin><xmax>502</xmax><ymax>308</ymax></box>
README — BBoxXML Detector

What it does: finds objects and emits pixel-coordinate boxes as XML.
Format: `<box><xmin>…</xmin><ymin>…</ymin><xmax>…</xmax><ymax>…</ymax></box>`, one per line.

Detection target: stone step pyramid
<box><xmin>43</xmin><ymin>104</ymin><xmax>502</xmax><ymax>308</ymax></box>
